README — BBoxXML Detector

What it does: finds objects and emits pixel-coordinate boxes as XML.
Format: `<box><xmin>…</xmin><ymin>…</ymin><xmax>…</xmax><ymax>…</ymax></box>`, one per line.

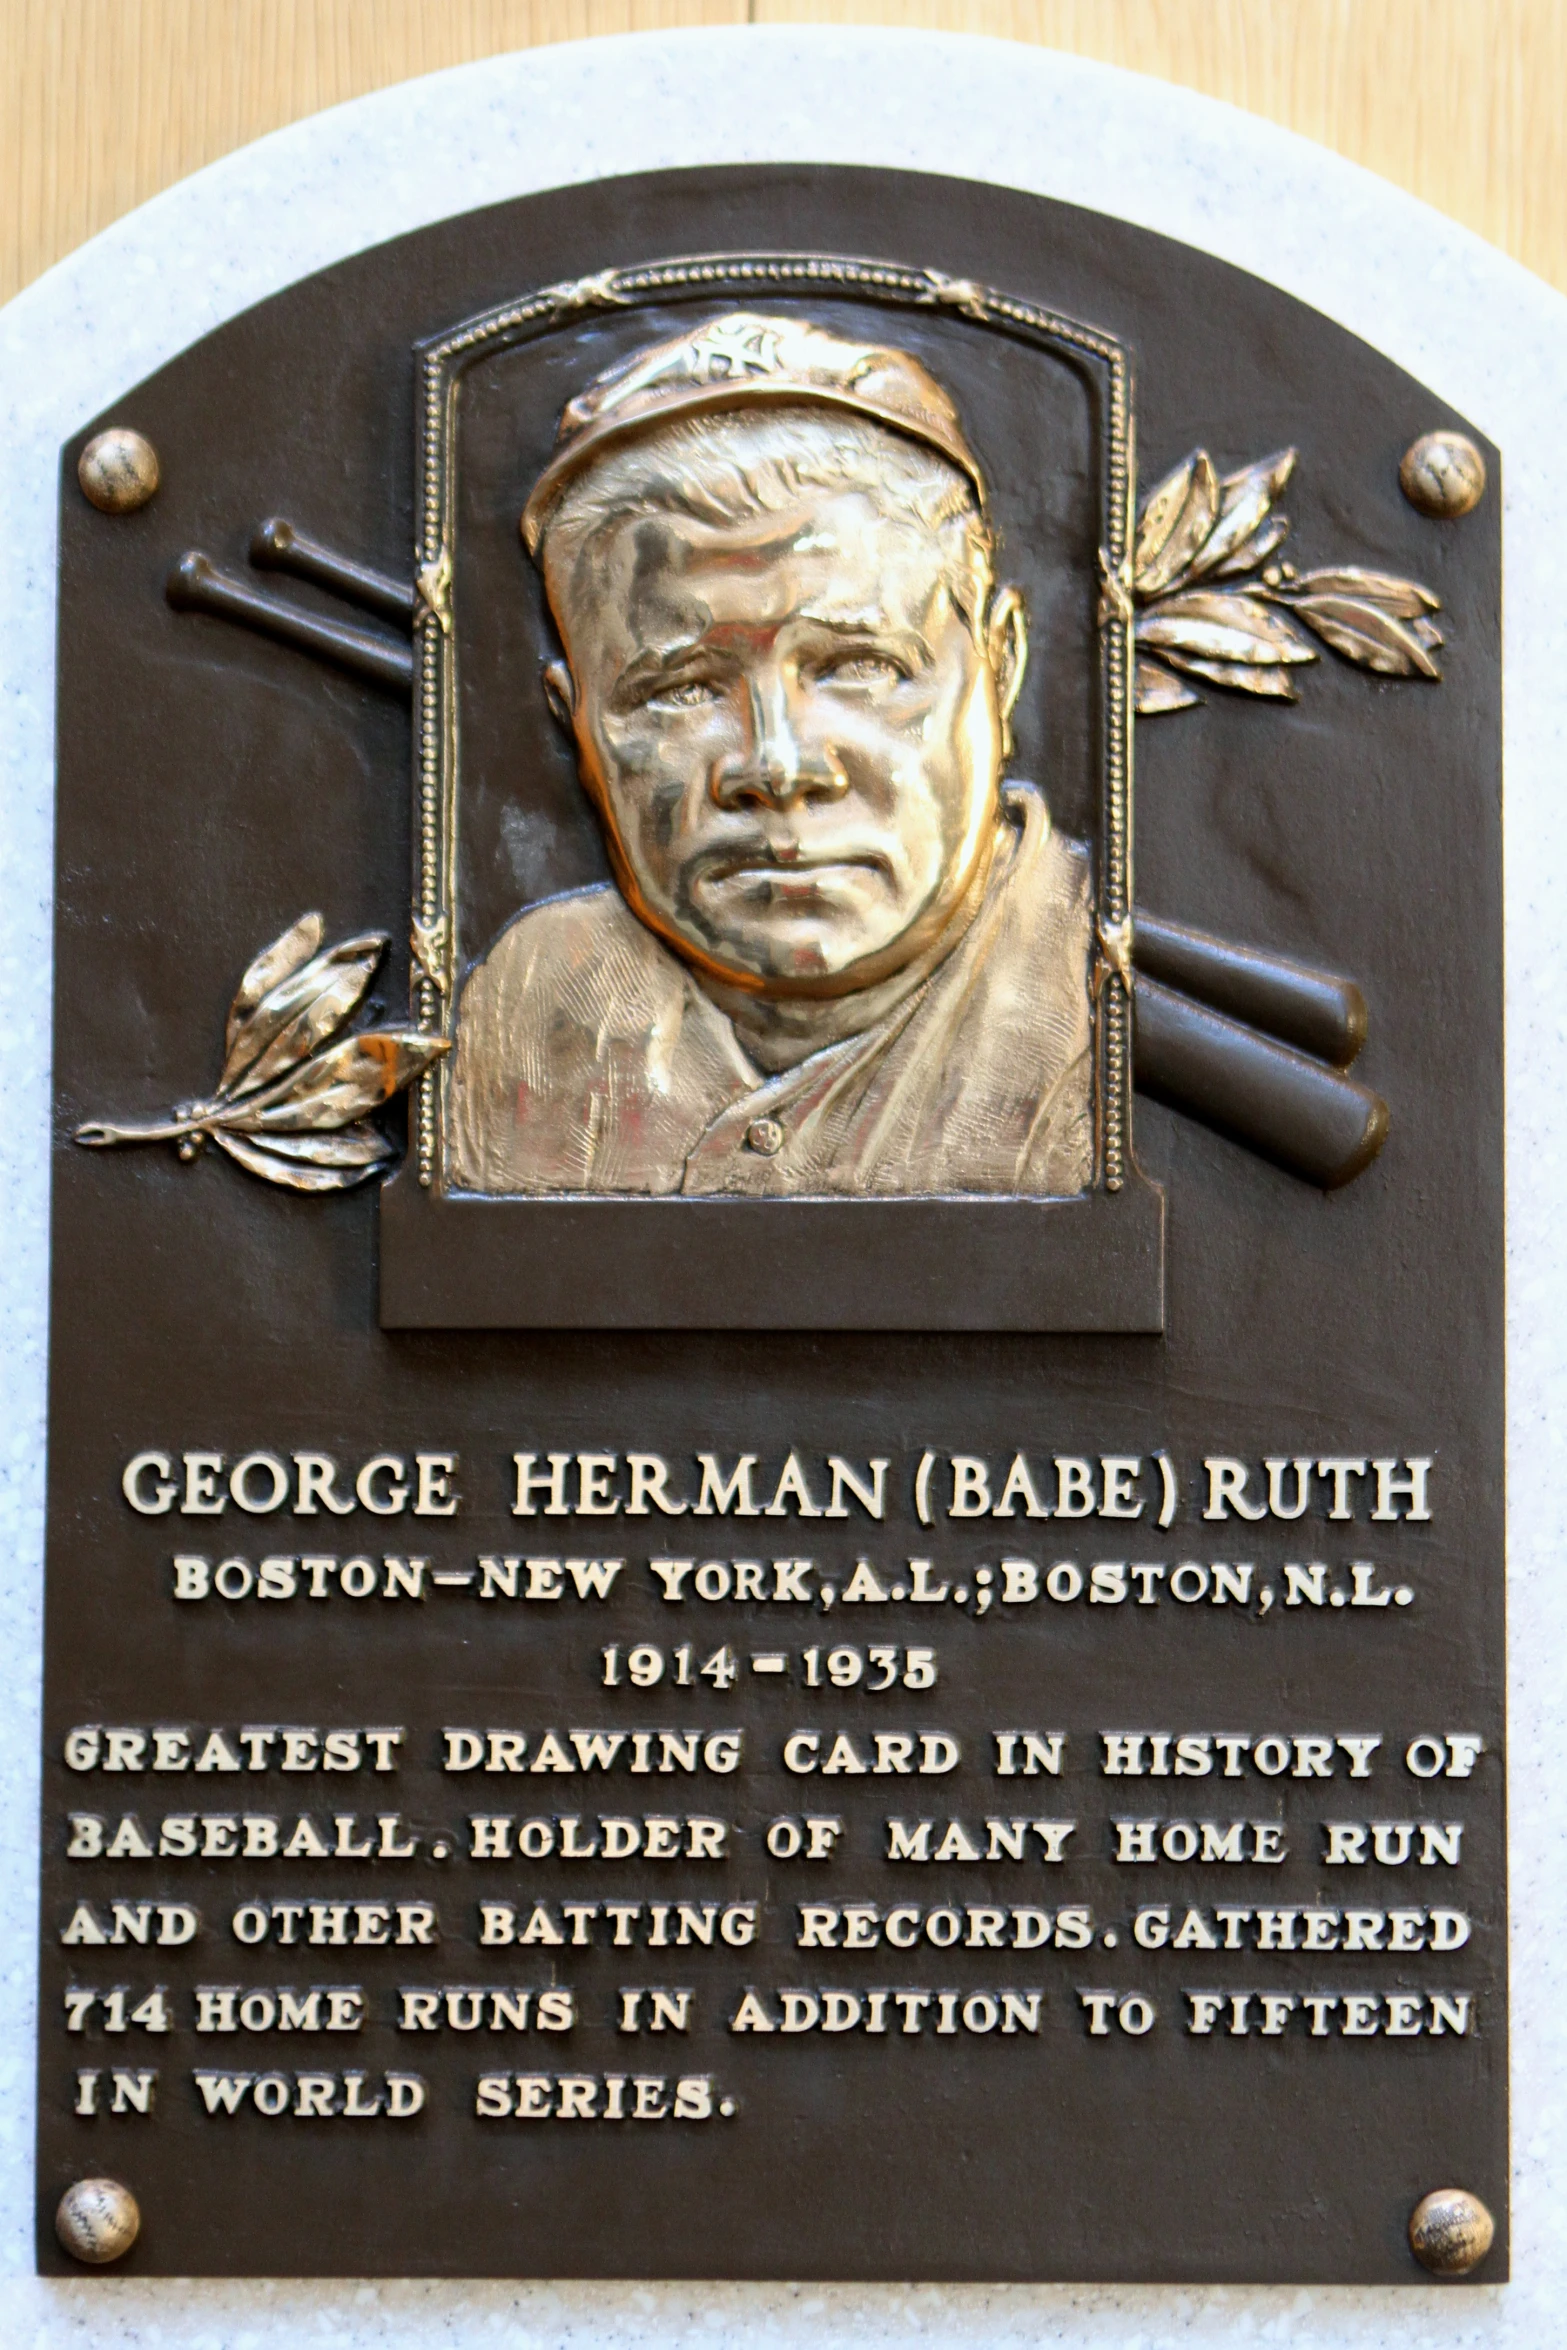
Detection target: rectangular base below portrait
<box><xmin>378</xmin><ymin>1175</ymin><xmax>1165</xmax><ymax>1331</ymax></box>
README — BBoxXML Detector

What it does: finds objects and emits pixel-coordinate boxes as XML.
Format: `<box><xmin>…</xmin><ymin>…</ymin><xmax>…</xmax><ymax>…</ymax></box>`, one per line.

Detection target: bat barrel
<box><xmin>166</xmin><ymin>553</ymin><xmax>414</xmax><ymax>692</ymax></box>
<box><xmin>250</xmin><ymin>517</ymin><xmax>416</xmax><ymax>625</ymax></box>
<box><xmin>1133</xmin><ymin>909</ymin><xmax>1367</xmax><ymax>1069</ymax></box>
<box><xmin>1133</xmin><ymin>975</ymin><xmax>1388</xmax><ymax>1189</ymax></box>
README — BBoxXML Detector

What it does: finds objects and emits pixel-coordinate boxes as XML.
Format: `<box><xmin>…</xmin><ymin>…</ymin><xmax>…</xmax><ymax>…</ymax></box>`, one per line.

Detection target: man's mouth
<box><xmin>697</xmin><ymin>845</ymin><xmax>890</xmax><ymax>886</ymax></box>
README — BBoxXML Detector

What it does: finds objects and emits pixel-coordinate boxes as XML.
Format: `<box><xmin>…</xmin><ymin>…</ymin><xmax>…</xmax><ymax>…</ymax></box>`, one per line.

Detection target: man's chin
<box><xmin>665</xmin><ymin>918</ymin><xmax>899</xmax><ymax>997</ymax></box>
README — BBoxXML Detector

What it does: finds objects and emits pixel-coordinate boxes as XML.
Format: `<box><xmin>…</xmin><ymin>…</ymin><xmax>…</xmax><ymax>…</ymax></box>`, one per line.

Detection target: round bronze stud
<box><xmin>1399</xmin><ymin>430</ymin><xmax>1486</xmax><ymax>519</ymax></box>
<box><xmin>1408</xmin><ymin>2186</ymin><xmax>1495</xmax><ymax>2276</ymax></box>
<box><xmin>55</xmin><ymin>2174</ymin><xmax>141</xmax><ymax>2264</ymax></box>
<box><xmin>77</xmin><ymin>427</ymin><xmax>160</xmax><ymax>514</ymax></box>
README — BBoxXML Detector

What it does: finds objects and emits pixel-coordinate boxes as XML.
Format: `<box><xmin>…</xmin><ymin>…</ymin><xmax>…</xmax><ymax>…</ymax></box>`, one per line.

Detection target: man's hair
<box><xmin>537</xmin><ymin>404</ymin><xmax>999</xmax><ymax>639</ymax></box>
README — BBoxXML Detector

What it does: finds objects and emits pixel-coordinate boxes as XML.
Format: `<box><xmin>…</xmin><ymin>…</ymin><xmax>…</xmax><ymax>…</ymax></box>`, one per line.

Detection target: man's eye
<box><xmin>816</xmin><ymin>654</ymin><xmax>905</xmax><ymax>688</ymax></box>
<box><xmin>646</xmin><ymin>678</ymin><xmax>725</xmax><ymax>711</ymax></box>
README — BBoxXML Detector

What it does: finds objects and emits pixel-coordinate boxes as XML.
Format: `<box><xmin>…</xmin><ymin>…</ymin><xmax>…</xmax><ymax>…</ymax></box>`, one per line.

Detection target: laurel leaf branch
<box><xmin>1131</xmin><ymin>449</ymin><xmax>1442</xmax><ymax>716</ymax></box>
<box><xmin>74</xmin><ymin>914</ymin><xmax>449</xmax><ymax>1192</ymax></box>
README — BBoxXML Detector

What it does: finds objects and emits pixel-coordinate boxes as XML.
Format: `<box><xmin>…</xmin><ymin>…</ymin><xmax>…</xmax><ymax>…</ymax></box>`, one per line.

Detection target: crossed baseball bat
<box><xmin>167</xmin><ymin>524</ymin><xmax>1388</xmax><ymax>1191</ymax></box>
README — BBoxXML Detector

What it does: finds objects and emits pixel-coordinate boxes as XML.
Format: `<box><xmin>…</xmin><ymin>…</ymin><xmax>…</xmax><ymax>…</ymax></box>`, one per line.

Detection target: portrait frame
<box><xmin>379</xmin><ymin>251</ymin><xmax>1164</xmax><ymax>1329</ymax></box>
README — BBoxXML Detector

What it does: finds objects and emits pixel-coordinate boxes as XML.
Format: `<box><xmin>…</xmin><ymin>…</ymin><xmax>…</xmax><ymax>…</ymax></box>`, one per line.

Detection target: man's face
<box><xmin>544</xmin><ymin>475</ymin><xmax>1019</xmax><ymax>997</ymax></box>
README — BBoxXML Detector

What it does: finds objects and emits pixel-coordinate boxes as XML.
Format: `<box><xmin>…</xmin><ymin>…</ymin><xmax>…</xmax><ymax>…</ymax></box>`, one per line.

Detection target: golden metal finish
<box><xmin>1400</xmin><ymin>429</ymin><xmax>1487</xmax><ymax>518</ymax></box>
<box><xmin>77</xmin><ymin>426</ymin><xmax>159</xmax><ymax>513</ymax></box>
<box><xmin>916</xmin><ymin>269</ymin><xmax>991</xmax><ymax>322</ymax></box>
<box><xmin>522</xmin><ymin>310</ymin><xmax>989</xmax><ymax>552</ymax></box>
<box><xmin>1095</xmin><ymin>911</ymin><xmax>1136</xmax><ymax>995</ymax></box>
<box><xmin>1133</xmin><ymin>446</ymin><xmax>1443</xmax><ymax>713</ymax></box>
<box><xmin>415</xmin><ymin>545</ymin><xmax>453</xmax><ymax>632</ymax></box>
<box><xmin>1097</xmin><ymin>549</ymin><xmax>1136</xmax><ymax>627</ymax></box>
<box><xmin>75</xmin><ymin>912</ymin><xmax>447</xmax><ymax>1190</ymax></box>
<box><xmin>450</xmin><ymin>783</ymin><xmax>1093</xmax><ymax>1197</ymax></box>
<box><xmin>1408</xmin><ymin>2187</ymin><xmax>1495</xmax><ymax>2275</ymax></box>
<box><xmin>414</xmin><ymin>256</ymin><xmax>1136</xmax><ymax>1198</ymax></box>
<box><xmin>410</xmin><ymin>912</ymin><xmax>450</xmax><ymax>994</ymax></box>
<box><xmin>55</xmin><ymin>2175</ymin><xmax>140</xmax><ymax>2264</ymax></box>
<box><xmin>547</xmin><ymin>267</ymin><xmax>631</xmax><ymax>317</ymax></box>
<box><xmin>450</xmin><ymin>310</ymin><xmax>1097</xmax><ymax>1200</ymax></box>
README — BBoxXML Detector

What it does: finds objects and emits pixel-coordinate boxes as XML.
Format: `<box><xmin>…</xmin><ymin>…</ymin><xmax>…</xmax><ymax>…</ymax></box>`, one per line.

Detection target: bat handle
<box><xmin>1133</xmin><ymin>976</ymin><xmax>1388</xmax><ymax>1189</ymax></box>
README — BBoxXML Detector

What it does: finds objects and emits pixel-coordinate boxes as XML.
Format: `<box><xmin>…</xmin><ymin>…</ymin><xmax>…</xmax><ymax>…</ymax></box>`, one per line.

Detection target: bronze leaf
<box><xmin>223</xmin><ymin>1122</ymin><xmax>393</xmax><ymax>1167</ymax></box>
<box><xmin>1159</xmin><ymin>654</ymin><xmax>1301</xmax><ymax>699</ymax></box>
<box><xmin>218</xmin><ymin>934</ymin><xmax>386</xmax><ymax>1098</ymax></box>
<box><xmin>223</xmin><ymin>911</ymin><xmax>324</xmax><ymax>1059</ymax></box>
<box><xmin>78</xmin><ymin>915</ymin><xmax>445</xmax><ymax>1188</ymax></box>
<box><xmin>1183</xmin><ymin>449</ymin><xmax>1297</xmax><ymax>585</ymax></box>
<box><xmin>233</xmin><ymin>1029</ymin><xmax>450</xmax><ymax>1132</ymax></box>
<box><xmin>1136</xmin><ymin>589</ymin><xmax>1316</xmax><ymax>666</ymax></box>
<box><xmin>212</xmin><ymin>1129</ymin><xmax>389</xmax><ymax>1192</ymax></box>
<box><xmin>1210</xmin><ymin>513</ymin><xmax>1290</xmax><ymax>579</ymax></box>
<box><xmin>1288</xmin><ymin>594</ymin><xmax>1442</xmax><ymax>678</ymax></box>
<box><xmin>1134</xmin><ymin>657</ymin><xmax>1201</xmax><ymax>715</ymax></box>
<box><xmin>1133</xmin><ymin>451</ymin><xmax>1220</xmax><ymax>599</ymax></box>
<box><xmin>1133</xmin><ymin>451</ymin><xmax>1200</xmax><ymax>583</ymax></box>
<box><xmin>1286</xmin><ymin>566</ymin><xmax>1440</xmax><ymax>620</ymax></box>
<box><xmin>1127</xmin><ymin>450</ymin><xmax>1445</xmax><ymax>725</ymax></box>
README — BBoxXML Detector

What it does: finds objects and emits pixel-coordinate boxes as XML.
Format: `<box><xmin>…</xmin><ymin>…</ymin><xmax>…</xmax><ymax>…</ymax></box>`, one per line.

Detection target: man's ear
<box><xmin>543</xmin><ymin>658</ymin><xmax>577</xmax><ymax>732</ymax></box>
<box><xmin>985</xmin><ymin>587</ymin><xmax>1029</xmax><ymax>761</ymax></box>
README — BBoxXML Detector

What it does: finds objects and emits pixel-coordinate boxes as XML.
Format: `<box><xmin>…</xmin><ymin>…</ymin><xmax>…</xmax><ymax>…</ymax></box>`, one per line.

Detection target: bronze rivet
<box><xmin>745</xmin><ymin>1117</ymin><xmax>784</xmax><ymax>1157</ymax></box>
<box><xmin>1408</xmin><ymin>2186</ymin><xmax>1495</xmax><ymax>2275</ymax></box>
<box><xmin>55</xmin><ymin>2174</ymin><xmax>141</xmax><ymax>2264</ymax></box>
<box><xmin>1399</xmin><ymin>430</ymin><xmax>1486</xmax><ymax>519</ymax></box>
<box><xmin>77</xmin><ymin>427</ymin><xmax>160</xmax><ymax>514</ymax></box>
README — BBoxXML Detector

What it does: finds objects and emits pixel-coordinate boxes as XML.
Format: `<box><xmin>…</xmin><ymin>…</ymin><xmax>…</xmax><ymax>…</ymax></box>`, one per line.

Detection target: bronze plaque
<box><xmin>41</xmin><ymin>165</ymin><xmax>1504</xmax><ymax>2280</ymax></box>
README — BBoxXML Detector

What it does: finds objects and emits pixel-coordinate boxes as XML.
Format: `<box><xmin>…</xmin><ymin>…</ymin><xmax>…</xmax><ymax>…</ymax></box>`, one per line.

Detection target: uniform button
<box><xmin>745</xmin><ymin>1117</ymin><xmax>784</xmax><ymax>1157</ymax></box>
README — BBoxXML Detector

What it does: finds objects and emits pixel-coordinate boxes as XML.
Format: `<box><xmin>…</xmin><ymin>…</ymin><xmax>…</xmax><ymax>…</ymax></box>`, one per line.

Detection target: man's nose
<box><xmin>710</xmin><ymin>677</ymin><xmax>848</xmax><ymax>810</ymax></box>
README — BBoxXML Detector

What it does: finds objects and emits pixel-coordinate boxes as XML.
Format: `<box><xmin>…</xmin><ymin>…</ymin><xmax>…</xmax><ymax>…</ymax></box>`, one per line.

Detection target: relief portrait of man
<box><xmin>447</xmin><ymin>312</ymin><xmax>1095</xmax><ymax>1197</ymax></box>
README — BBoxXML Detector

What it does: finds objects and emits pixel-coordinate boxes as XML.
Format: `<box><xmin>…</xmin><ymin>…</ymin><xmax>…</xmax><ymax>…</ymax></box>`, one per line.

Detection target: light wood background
<box><xmin>3</xmin><ymin>1</ymin><xmax>1565</xmax><ymax>310</ymax></box>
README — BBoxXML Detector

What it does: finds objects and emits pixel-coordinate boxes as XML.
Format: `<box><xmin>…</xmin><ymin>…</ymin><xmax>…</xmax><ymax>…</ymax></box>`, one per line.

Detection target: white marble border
<box><xmin>1</xmin><ymin>29</ymin><xmax>1561</xmax><ymax>2345</ymax></box>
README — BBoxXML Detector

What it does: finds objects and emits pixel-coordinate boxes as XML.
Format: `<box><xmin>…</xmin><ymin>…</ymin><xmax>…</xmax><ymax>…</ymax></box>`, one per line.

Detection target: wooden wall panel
<box><xmin>2</xmin><ymin>1</ymin><xmax>1564</xmax><ymax>308</ymax></box>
